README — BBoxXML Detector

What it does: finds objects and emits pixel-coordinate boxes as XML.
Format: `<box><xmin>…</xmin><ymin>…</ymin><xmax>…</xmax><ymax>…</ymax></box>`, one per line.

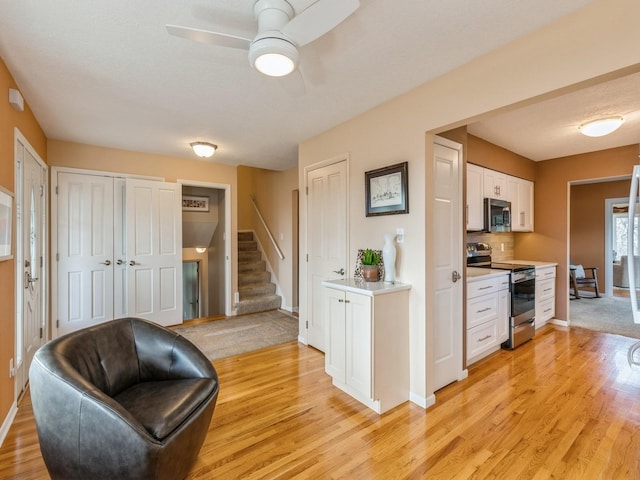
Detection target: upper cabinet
<box><xmin>483</xmin><ymin>169</ymin><xmax>508</xmax><ymax>199</ymax></box>
<box><xmin>466</xmin><ymin>163</ymin><xmax>484</xmax><ymax>231</ymax></box>
<box><xmin>508</xmin><ymin>176</ymin><xmax>534</xmax><ymax>232</ymax></box>
<box><xmin>467</xmin><ymin>164</ymin><xmax>534</xmax><ymax>232</ymax></box>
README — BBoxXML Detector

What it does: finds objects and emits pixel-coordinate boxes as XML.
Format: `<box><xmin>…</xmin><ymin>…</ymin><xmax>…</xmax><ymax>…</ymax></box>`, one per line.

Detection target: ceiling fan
<box><xmin>166</xmin><ymin>0</ymin><xmax>360</xmax><ymax>77</ymax></box>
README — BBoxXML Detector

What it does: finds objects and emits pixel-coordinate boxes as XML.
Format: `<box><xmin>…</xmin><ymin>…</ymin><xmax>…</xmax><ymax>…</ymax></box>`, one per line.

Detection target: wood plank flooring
<box><xmin>1</xmin><ymin>324</ymin><xmax>640</xmax><ymax>479</ymax></box>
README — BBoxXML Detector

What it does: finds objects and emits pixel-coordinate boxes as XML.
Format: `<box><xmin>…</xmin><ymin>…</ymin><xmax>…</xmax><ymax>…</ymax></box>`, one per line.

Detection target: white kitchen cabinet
<box><xmin>483</xmin><ymin>168</ymin><xmax>508</xmax><ymax>199</ymax></box>
<box><xmin>322</xmin><ymin>279</ymin><xmax>411</xmax><ymax>414</ymax></box>
<box><xmin>466</xmin><ymin>163</ymin><xmax>484</xmax><ymax>231</ymax></box>
<box><xmin>535</xmin><ymin>265</ymin><xmax>556</xmax><ymax>327</ymax></box>
<box><xmin>466</xmin><ymin>272</ymin><xmax>509</xmax><ymax>364</ymax></box>
<box><xmin>508</xmin><ymin>177</ymin><xmax>534</xmax><ymax>232</ymax></box>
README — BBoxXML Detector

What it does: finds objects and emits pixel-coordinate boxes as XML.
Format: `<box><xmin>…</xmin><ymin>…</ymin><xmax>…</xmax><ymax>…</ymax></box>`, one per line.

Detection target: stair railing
<box><xmin>249</xmin><ymin>195</ymin><xmax>285</xmax><ymax>260</ymax></box>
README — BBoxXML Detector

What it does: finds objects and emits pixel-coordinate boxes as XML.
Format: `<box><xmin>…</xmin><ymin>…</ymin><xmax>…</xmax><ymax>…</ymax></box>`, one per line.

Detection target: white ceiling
<box><xmin>468</xmin><ymin>71</ymin><xmax>640</xmax><ymax>161</ymax></box>
<box><xmin>0</xmin><ymin>0</ymin><xmax>614</xmax><ymax>171</ymax></box>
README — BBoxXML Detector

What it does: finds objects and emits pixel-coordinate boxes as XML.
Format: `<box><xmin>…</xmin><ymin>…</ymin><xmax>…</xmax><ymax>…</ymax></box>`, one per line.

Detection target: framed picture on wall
<box><xmin>365</xmin><ymin>162</ymin><xmax>409</xmax><ymax>216</ymax></box>
<box><xmin>182</xmin><ymin>195</ymin><xmax>209</xmax><ymax>212</ymax></box>
<box><xmin>0</xmin><ymin>186</ymin><xmax>14</xmax><ymax>261</ymax></box>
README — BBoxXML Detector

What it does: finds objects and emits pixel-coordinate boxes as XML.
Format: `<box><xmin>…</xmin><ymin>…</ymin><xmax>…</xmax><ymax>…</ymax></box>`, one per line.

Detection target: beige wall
<box><xmin>0</xmin><ymin>58</ymin><xmax>47</xmax><ymax>433</ymax></box>
<box><xmin>298</xmin><ymin>0</ymin><xmax>640</xmax><ymax>406</ymax></box>
<box><xmin>47</xmin><ymin>140</ymin><xmax>240</xmax><ymax>314</ymax></box>
<box><xmin>237</xmin><ymin>165</ymin><xmax>298</xmax><ymax>311</ymax></box>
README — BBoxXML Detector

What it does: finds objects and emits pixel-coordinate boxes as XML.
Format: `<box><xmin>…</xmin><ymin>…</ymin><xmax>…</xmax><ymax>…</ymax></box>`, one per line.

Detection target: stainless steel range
<box><xmin>466</xmin><ymin>243</ymin><xmax>536</xmax><ymax>349</ymax></box>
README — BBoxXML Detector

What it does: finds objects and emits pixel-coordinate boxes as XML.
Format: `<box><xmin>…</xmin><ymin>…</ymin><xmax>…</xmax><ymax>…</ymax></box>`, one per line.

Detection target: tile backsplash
<box><xmin>466</xmin><ymin>232</ymin><xmax>514</xmax><ymax>262</ymax></box>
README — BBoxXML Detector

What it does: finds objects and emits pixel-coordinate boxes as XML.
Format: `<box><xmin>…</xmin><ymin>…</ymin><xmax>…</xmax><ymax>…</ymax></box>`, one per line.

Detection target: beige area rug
<box><xmin>570</xmin><ymin>294</ymin><xmax>640</xmax><ymax>339</ymax></box>
<box><xmin>173</xmin><ymin>310</ymin><xmax>299</xmax><ymax>361</ymax></box>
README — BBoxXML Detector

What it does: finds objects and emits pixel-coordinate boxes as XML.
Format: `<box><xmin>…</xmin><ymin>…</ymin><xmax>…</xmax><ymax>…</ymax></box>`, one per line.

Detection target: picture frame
<box><xmin>0</xmin><ymin>186</ymin><xmax>14</xmax><ymax>261</ymax></box>
<box><xmin>182</xmin><ymin>195</ymin><xmax>209</xmax><ymax>212</ymax></box>
<box><xmin>365</xmin><ymin>161</ymin><xmax>409</xmax><ymax>216</ymax></box>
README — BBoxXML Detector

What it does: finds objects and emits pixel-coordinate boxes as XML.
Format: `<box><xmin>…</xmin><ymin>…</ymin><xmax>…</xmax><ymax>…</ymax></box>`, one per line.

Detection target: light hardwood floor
<box><xmin>1</xmin><ymin>324</ymin><xmax>640</xmax><ymax>479</ymax></box>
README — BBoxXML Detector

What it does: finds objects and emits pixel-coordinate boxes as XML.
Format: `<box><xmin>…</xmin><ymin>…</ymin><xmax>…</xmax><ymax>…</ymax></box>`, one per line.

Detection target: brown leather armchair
<box><xmin>29</xmin><ymin>317</ymin><xmax>219</xmax><ymax>480</ymax></box>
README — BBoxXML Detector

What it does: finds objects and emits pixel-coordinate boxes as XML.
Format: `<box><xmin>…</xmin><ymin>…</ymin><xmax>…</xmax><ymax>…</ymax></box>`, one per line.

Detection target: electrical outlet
<box><xmin>396</xmin><ymin>228</ymin><xmax>405</xmax><ymax>244</ymax></box>
<box><xmin>501</xmin><ymin>243</ymin><xmax>505</xmax><ymax>252</ymax></box>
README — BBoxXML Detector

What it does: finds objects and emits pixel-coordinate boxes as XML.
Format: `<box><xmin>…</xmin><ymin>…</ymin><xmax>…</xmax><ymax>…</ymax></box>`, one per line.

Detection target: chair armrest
<box><xmin>130</xmin><ymin>318</ymin><xmax>217</xmax><ymax>381</ymax></box>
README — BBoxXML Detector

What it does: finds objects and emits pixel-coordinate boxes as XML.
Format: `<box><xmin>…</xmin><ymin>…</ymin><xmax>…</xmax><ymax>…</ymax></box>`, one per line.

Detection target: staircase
<box><xmin>236</xmin><ymin>231</ymin><xmax>282</xmax><ymax>315</ymax></box>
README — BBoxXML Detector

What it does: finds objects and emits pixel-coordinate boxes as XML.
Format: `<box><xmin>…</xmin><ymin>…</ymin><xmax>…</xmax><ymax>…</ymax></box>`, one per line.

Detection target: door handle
<box><xmin>129</xmin><ymin>260</ymin><xmax>137</xmax><ymax>266</ymax></box>
<box><xmin>24</xmin><ymin>271</ymin><xmax>39</xmax><ymax>289</ymax></box>
<box><xmin>101</xmin><ymin>260</ymin><xmax>111</xmax><ymax>266</ymax></box>
<box><xmin>451</xmin><ymin>270</ymin><xmax>462</xmax><ymax>283</ymax></box>
<box><xmin>333</xmin><ymin>268</ymin><xmax>345</xmax><ymax>275</ymax></box>
<box><xmin>116</xmin><ymin>259</ymin><xmax>124</xmax><ymax>265</ymax></box>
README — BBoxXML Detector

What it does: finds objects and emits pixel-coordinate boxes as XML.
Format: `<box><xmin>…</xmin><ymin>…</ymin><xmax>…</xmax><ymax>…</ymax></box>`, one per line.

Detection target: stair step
<box><xmin>238</xmin><ymin>271</ymin><xmax>271</xmax><ymax>286</ymax></box>
<box><xmin>238</xmin><ymin>231</ymin><xmax>254</xmax><ymax>242</ymax></box>
<box><xmin>239</xmin><ymin>240</ymin><xmax>258</xmax><ymax>252</ymax></box>
<box><xmin>239</xmin><ymin>250</ymin><xmax>261</xmax><ymax>262</ymax></box>
<box><xmin>235</xmin><ymin>295</ymin><xmax>282</xmax><ymax>316</ymax></box>
<box><xmin>239</xmin><ymin>282</ymin><xmax>277</xmax><ymax>299</ymax></box>
<box><xmin>238</xmin><ymin>260</ymin><xmax>266</xmax><ymax>273</ymax></box>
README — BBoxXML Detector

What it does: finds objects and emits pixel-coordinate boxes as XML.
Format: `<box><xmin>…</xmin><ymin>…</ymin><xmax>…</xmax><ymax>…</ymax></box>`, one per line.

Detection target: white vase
<box><xmin>382</xmin><ymin>233</ymin><xmax>396</xmax><ymax>283</ymax></box>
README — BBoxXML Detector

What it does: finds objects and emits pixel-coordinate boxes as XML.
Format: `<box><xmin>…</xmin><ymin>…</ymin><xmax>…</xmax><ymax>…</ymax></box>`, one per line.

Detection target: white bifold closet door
<box><xmin>57</xmin><ymin>173</ymin><xmax>182</xmax><ymax>336</ymax></box>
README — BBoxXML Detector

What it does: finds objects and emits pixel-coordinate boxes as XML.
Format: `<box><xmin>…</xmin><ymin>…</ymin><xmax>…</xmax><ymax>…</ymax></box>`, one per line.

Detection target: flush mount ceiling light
<box><xmin>190</xmin><ymin>142</ymin><xmax>217</xmax><ymax>158</ymax></box>
<box><xmin>195</xmin><ymin>247</ymin><xmax>207</xmax><ymax>254</ymax></box>
<box><xmin>578</xmin><ymin>116</ymin><xmax>624</xmax><ymax>137</ymax></box>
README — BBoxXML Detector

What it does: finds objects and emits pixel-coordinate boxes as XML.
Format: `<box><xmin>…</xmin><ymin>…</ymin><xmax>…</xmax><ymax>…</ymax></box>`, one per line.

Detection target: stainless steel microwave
<box><xmin>484</xmin><ymin>198</ymin><xmax>511</xmax><ymax>232</ymax></box>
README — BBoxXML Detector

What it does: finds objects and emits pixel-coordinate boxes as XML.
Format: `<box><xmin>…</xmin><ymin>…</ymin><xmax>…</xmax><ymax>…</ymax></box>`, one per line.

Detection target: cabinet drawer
<box><xmin>537</xmin><ymin>278</ymin><xmax>555</xmax><ymax>301</ymax></box>
<box><xmin>468</xmin><ymin>276</ymin><xmax>504</xmax><ymax>298</ymax></box>
<box><xmin>536</xmin><ymin>297</ymin><xmax>555</xmax><ymax>322</ymax></box>
<box><xmin>467</xmin><ymin>294</ymin><xmax>498</xmax><ymax>329</ymax></box>
<box><xmin>467</xmin><ymin>320</ymin><xmax>498</xmax><ymax>360</ymax></box>
<box><xmin>537</xmin><ymin>266</ymin><xmax>556</xmax><ymax>280</ymax></box>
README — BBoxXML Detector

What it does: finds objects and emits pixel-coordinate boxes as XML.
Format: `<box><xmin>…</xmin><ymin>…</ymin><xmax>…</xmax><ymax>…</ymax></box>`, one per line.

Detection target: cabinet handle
<box><xmin>478</xmin><ymin>335</ymin><xmax>492</xmax><ymax>342</ymax></box>
<box><xmin>338</xmin><ymin>299</ymin><xmax>344</xmax><ymax>303</ymax></box>
<box><xmin>544</xmin><ymin>288</ymin><xmax>552</xmax><ymax>292</ymax></box>
<box><xmin>345</xmin><ymin>300</ymin><xmax>350</xmax><ymax>304</ymax></box>
<box><xmin>478</xmin><ymin>285</ymin><xmax>492</xmax><ymax>290</ymax></box>
<box><xmin>476</xmin><ymin>307</ymin><xmax>492</xmax><ymax>314</ymax></box>
<box><xmin>544</xmin><ymin>308</ymin><xmax>552</xmax><ymax>313</ymax></box>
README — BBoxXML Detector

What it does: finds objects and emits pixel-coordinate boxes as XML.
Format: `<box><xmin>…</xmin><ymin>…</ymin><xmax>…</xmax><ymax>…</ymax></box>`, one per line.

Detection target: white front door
<box><xmin>126</xmin><ymin>179</ymin><xmax>183</xmax><ymax>327</ymax></box>
<box><xmin>57</xmin><ymin>172</ymin><xmax>115</xmax><ymax>336</ymax></box>
<box><xmin>306</xmin><ymin>160</ymin><xmax>348</xmax><ymax>351</ymax></box>
<box><xmin>432</xmin><ymin>137</ymin><xmax>464</xmax><ymax>391</ymax></box>
<box><xmin>15</xmin><ymin>137</ymin><xmax>47</xmax><ymax>394</ymax></box>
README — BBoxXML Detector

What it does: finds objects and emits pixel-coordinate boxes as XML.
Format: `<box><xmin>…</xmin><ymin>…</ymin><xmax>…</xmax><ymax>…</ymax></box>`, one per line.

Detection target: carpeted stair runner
<box><xmin>236</xmin><ymin>231</ymin><xmax>282</xmax><ymax>315</ymax></box>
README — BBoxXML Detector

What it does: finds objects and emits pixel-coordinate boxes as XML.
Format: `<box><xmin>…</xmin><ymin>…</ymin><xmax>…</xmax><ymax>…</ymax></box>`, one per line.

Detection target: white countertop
<box><xmin>322</xmin><ymin>278</ymin><xmax>411</xmax><ymax>296</ymax></box>
<box><xmin>466</xmin><ymin>267</ymin><xmax>510</xmax><ymax>281</ymax></box>
<box><xmin>509</xmin><ymin>260</ymin><xmax>558</xmax><ymax>268</ymax></box>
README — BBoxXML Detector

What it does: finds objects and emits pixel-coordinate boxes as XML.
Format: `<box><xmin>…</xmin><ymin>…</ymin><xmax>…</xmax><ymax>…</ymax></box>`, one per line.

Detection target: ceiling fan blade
<box><xmin>166</xmin><ymin>25</ymin><xmax>251</xmax><ymax>50</ymax></box>
<box><xmin>280</xmin><ymin>0</ymin><xmax>360</xmax><ymax>47</ymax></box>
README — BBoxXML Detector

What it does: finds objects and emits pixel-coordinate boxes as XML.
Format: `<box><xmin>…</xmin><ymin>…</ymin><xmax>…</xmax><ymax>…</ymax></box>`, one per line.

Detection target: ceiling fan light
<box><xmin>190</xmin><ymin>142</ymin><xmax>217</xmax><ymax>158</ymax></box>
<box><xmin>255</xmin><ymin>53</ymin><xmax>295</xmax><ymax>76</ymax></box>
<box><xmin>249</xmin><ymin>37</ymin><xmax>299</xmax><ymax>77</ymax></box>
<box><xmin>579</xmin><ymin>116</ymin><xmax>624</xmax><ymax>137</ymax></box>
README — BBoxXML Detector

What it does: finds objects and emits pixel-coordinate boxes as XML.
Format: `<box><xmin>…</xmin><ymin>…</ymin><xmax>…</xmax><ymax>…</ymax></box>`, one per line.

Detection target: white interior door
<box><xmin>433</xmin><ymin>137</ymin><xmax>464</xmax><ymax>391</ymax></box>
<box><xmin>126</xmin><ymin>179</ymin><xmax>183</xmax><ymax>327</ymax></box>
<box><xmin>15</xmin><ymin>138</ymin><xmax>46</xmax><ymax>394</ymax></box>
<box><xmin>306</xmin><ymin>160</ymin><xmax>347</xmax><ymax>351</ymax></box>
<box><xmin>57</xmin><ymin>172</ymin><xmax>115</xmax><ymax>336</ymax></box>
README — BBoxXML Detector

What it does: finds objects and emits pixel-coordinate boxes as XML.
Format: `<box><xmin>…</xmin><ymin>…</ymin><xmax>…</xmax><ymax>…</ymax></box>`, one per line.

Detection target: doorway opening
<box><xmin>179</xmin><ymin>180</ymin><xmax>232</xmax><ymax>318</ymax></box>
<box><xmin>183</xmin><ymin>260</ymin><xmax>201</xmax><ymax>321</ymax></box>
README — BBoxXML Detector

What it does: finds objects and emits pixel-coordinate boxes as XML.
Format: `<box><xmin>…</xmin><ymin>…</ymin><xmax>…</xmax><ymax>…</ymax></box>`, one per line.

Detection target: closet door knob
<box><xmin>129</xmin><ymin>260</ymin><xmax>137</xmax><ymax>266</ymax></box>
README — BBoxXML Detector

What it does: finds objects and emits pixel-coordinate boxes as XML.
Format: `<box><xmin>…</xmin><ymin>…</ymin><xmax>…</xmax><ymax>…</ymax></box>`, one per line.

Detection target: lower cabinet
<box><xmin>322</xmin><ymin>279</ymin><xmax>411</xmax><ymax>414</ymax></box>
<box><xmin>466</xmin><ymin>273</ymin><xmax>510</xmax><ymax>365</ymax></box>
<box><xmin>535</xmin><ymin>265</ymin><xmax>556</xmax><ymax>327</ymax></box>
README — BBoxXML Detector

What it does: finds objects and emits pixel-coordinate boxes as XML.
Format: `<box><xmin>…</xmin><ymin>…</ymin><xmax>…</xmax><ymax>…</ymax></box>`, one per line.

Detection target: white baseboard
<box><xmin>0</xmin><ymin>401</ymin><xmax>18</xmax><ymax>448</ymax></box>
<box><xmin>551</xmin><ymin>318</ymin><xmax>569</xmax><ymax>327</ymax></box>
<box><xmin>410</xmin><ymin>392</ymin><xmax>436</xmax><ymax>409</ymax></box>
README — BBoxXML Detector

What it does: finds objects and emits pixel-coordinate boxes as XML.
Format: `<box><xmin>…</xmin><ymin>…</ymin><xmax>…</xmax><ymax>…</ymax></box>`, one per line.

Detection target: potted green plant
<box><xmin>361</xmin><ymin>248</ymin><xmax>380</xmax><ymax>282</ymax></box>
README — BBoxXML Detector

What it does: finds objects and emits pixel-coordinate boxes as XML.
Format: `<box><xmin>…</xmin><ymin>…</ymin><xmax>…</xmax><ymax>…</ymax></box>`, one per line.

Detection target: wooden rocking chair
<box><xmin>569</xmin><ymin>264</ymin><xmax>600</xmax><ymax>299</ymax></box>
